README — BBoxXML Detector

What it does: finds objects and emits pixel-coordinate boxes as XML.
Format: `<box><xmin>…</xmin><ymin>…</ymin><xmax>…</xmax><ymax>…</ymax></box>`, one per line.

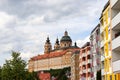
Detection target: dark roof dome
<box><xmin>60</xmin><ymin>31</ymin><xmax>72</xmax><ymax>42</ymax></box>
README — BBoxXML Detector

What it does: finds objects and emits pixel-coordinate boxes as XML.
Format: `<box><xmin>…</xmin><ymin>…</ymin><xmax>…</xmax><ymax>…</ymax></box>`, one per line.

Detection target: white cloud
<box><xmin>76</xmin><ymin>36</ymin><xmax>90</xmax><ymax>48</ymax></box>
<box><xmin>0</xmin><ymin>11</ymin><xmax>16</xmax><ymax>28</ymax></box>
<box><xmin>26</xmin><ymin>15</ymin><xmax>45</xmax><ymax>25</ymax></box>
<box><xmin>0</xmin><ymin>0</ymin><xmax>108</xmax><ymax>66</ymax></box>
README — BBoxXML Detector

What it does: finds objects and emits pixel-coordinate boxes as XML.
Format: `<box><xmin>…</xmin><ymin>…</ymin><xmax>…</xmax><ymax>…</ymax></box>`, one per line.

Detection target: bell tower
<box><xmin>44</xmin><ymin>36</ymin><xmax>52</xmax><ymax>53</ymax></box>
<box><xmin>54</xmin><ymin>38</ymin><xmax>60</xmax><ymax>50</ymax></box>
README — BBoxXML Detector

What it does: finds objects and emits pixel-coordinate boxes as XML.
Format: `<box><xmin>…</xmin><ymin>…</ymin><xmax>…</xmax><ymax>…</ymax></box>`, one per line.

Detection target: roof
<box><xmin>60</xmin><ymin>35</ymin><xmax>72</xmax><ymax>42</ymax></box>
<box><xmin>30</xmin><ymin>48</ymin><xmax>80</xmax><ymax>61</ymax></box>
<box><xmin>91</xmin><ymin>24</ymin><xmax>100</xmax><ymax>34</ymax></box>
<box><xmin>81</xmin><ymin>42</ymin><xmax>90</xmax><ymax>48</ymax></box>
<box><xmin>60</xmin><ymin>31</ymin><xmax>72</xmax><ymax>42</ymax></box>
<box><xmin>99</xmin><ymin>1</ymin><xmax>110</xmax><ymax>19</ymax></box>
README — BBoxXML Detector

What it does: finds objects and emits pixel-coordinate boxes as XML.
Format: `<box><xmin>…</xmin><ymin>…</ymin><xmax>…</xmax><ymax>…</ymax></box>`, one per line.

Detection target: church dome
<box><xmin>60</xmin><ymin>31</ymin><xmax>72</xmax><ymax>42</ymax></box>
<box><xmin>60</xmin><ymin>36</ymin><xmax>72</xmax><ymax>42</ymax></box>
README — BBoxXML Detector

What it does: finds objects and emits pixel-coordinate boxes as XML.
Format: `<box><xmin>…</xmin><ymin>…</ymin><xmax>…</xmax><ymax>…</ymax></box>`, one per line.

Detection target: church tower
<box><xmin>54</xmin><ymin>38</ymin><xmax>60</xmax><ymax>50</ymax></box>
<box><xmin>44</xmin><ymin>37</ymin><xmax>52</xmax><ymax>53</ymax></box>
<box><xmin>60</xmin><ymin>31</ymin><xmax>72</xmax><ymax>48</ymax></box>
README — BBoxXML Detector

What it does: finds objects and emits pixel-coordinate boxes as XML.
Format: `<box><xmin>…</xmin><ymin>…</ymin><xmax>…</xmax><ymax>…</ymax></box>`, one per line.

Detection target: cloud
<box><xmin>76</xmin><ymin>36</ymin><xmax>90</xmax><ymax>48</ymax></box>
<box><xmin>0</xmin><ymin>11</ymin><xmax>16</xmax><ymax>28</ymax></box>
<box><xmin>0</xmin><ymin>0</ymin><xmax>108</xmax><ymax>66</ymax></box>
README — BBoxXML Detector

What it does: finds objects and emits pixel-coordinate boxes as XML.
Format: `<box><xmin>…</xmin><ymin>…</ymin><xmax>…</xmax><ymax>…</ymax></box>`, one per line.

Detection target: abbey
<box><xmin>28</xmin><ymin>31</ymin><xmax>80</xmax><ymax>72</ymax></box>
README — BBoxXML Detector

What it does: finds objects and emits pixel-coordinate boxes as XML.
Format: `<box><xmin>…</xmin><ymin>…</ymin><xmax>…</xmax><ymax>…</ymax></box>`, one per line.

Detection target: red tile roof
<box><xmin>30</xmin><ymin>48</ymin><xmax>80</xmax><ymax>61</ymax></box>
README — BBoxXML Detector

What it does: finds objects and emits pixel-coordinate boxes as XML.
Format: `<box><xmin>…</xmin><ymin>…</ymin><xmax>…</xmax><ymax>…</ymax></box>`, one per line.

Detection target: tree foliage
<box><xmin>0</xmin><ymin>66</ymin><xmax>1</xmax><ymax>80</ymax></box>
<box><xmin>44</xmin><ymin>67</ymin><xmax>70</xmax><ymax>80</ymax></box>
<box><xmin>0</xmin><ymin>51</ymin><xmax>39</xmax><ymax>80</ymax></box>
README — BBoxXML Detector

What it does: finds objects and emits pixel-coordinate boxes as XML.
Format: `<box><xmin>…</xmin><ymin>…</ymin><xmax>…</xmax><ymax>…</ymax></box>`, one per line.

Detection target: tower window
<box><xmin>65</xmin><ymin>44</ymin><xmax>66</xmax><ymax>47</ymax></box>
<box><xmin>48</xmin><ymin>48</ymin><xmax>50</xmax><ymax>51</ymax></box>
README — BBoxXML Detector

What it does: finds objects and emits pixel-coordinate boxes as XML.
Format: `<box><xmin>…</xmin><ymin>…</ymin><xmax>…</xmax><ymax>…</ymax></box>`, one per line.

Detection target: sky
<box><xmin>0</xmin><ymin>0</ymin><xmax>108</xmax><ymax>66</ymax></box>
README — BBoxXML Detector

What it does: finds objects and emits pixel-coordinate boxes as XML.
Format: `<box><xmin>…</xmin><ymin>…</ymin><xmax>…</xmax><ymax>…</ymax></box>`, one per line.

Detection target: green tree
<box><xmin>25</xmin><ymin>70</ymin><xmax>39</xmax><ymax>80</ymax></box>
<box><xmin>1</xmin><ymin>51</ymin><xmax>39</xmax><ymax>80</ymax></box>
<box><xmin>1</xmin><ymin>51</ymin><xmax>26</xmax><ymax>80</ymax></box>
<box><xmin>0</xmin><ymin>66</ymin><xmax>1</xmax><ymax>80</ymax></box>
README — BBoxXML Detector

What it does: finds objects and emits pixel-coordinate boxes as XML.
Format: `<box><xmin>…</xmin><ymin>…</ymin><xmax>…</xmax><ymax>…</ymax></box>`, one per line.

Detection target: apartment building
<box><xmin>111</xmin><ymin>0</ymin><xmax>120</xmax><ymax>79</ymax></box>
<box><xmin>100</xmin><ymin>1</ymin><xmax>112</xmax><ymax>80</ymax></box>
<box><xmin>90</xmin><ymin>24</ymin><xmax>101</xmax><ymax>80</ymax></box>
<box><xmin>79</xmin><ymin>42</ymin><xmax>92</xmax><ymax>80</ymax></box>
<box><xmin>71</xmin><ymin>50</ymin><xmax>80</xmax><ymax>80</ymax></box>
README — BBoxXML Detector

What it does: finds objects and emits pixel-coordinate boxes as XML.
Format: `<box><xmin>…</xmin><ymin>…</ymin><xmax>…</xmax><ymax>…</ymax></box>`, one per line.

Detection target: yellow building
<box><xmin>100</xmin><ymin>1</ymin><xmax>112</xmax><ymax>80</ymax></box>
<box><xmin>28</xmin><ymin>31</ymin><xmax>80</xmax><ymax>73</ymax></box>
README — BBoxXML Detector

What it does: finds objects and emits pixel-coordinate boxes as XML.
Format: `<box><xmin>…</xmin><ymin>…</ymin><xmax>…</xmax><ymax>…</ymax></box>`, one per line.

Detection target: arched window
<box><xmin>65</xmin><ymin>44</ymin><xmax>66</xmax><ymax>47</ymax></box>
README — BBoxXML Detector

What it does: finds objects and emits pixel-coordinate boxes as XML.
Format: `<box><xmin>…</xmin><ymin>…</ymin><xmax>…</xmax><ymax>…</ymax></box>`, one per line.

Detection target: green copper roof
<box><xmin>60</xmin><ymin>35</ymin><xmax>72</xmax><ymax>42</ymax></box>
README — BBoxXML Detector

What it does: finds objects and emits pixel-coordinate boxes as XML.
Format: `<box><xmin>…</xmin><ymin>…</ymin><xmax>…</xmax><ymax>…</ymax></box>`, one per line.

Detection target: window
<box><xmin>65</xmin><ymin>44</ymin><xmax>66</xmax><ymax>47</ymax></box>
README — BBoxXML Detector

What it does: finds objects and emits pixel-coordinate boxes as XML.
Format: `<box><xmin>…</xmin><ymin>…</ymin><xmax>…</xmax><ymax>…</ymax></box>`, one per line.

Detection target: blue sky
<box><xmin>0</xmin><ymin>0</ymin><xmax>108</xmax><ymax>66</ymax></box>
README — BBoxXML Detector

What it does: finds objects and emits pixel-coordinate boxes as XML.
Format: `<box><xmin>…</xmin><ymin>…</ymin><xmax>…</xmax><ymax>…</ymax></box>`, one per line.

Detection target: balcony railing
<box><xmin>83</xmin><ymin>69</ymin><xmax>86</xmax><ymax>73</ymax></box>
<box><xmin>112</xmin><ymin>35</ymin><xmax>120</xmax><ymax>50</ymax></box>
<box><xmin>112</xmin><ymin>12</ymin><xmax>120</xmax><ymax>29</ymax></box>
<box><xmin>87</xmin><ymin>59</ymin><xmax>92</xmax><ymax>64</ymax></box>
<box><xmin>100</xmin><ymin>26</ymin><xmax>104</xmax><ymax>34</ymax></box>
<box><xmin>101</xmin><ymin>40</ymin><xmax>104</xmax><ymax>47</ymax></box>
<box><xmin>101</xmin><ymin>69</ymin><xmax>104</xmax><ymax>75</ymax></box>
<box><xmin>87</xmin><ymin>68</ymin><xmax>91</xmax><ymax>72</ymax></box>
<box><xmin>82</xmin><ymin>61</ymin><xmax>86</xmax><ymax>65</ymax></box>
<box><xmin>113</xmin><ymin>60</ymin><xmax>120</xmax><ymax>72</ymax></box>
<box><xmin>87</xmin><ymin>51</ymin><xmax>91</xmax><ymax>55</ymax></box>
<box><xmin>82</xmin><ymin>53</ymin><xmax>86</xmax><ymax>57</ymax></box>
<box><xmin>111</xmin><ymin>0</ymin><xmax>119</xmax><ymax>8</ymax></box>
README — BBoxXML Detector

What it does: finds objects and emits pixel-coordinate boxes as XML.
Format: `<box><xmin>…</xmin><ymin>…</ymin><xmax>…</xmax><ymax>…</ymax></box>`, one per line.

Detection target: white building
<box><xmin>90</xmin><ymin>24</ymin><xmax>101</xmax><ymax>80</ymax></box>
<box><xmin>111</xmin><ymin>0</ymin><xmax>120</xmax><ymax>79</ymax></box>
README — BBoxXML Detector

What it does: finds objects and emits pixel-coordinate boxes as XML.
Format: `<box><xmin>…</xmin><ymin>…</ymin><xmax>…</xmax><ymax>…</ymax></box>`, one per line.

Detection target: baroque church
<box><xmin>28</xmin><ymin>31</ymin><xmax>80</xmax><ymax>72</ymax></box>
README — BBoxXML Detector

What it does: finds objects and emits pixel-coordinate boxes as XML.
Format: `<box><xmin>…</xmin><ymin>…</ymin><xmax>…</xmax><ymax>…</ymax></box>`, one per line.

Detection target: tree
<box><xmin>1</xmin><ymin>51</ymin><xmax>26</xmax><ymax>80</ymax></box>
<box><xmin>25</xmin><ymin>70</ymin><xmax>39</xmax><ymax>80</ymax></box>
<box><xmin>1</xmin><ymin>51</ymin><xmax>39</xmax><ymax>80</ymax></box>
<box><xmin>0</xmin><ymin>66</ymin><xmax>1</xmax><ymax>80</ymax></box>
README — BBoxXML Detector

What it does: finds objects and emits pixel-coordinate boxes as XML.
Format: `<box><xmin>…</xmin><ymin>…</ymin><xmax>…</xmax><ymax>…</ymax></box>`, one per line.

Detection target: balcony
<box><xmin>111</xmin><ymin>0</ymin><xmax>120</xmax><ymax>9</ymax></box>
<box><xmin>112</xmin><ymin>35</ymin><xmax>120</xmax><ymax>50</ymax></box>
<box><xmin>101</xmin><ymin>69</ymin><xmax>104</xmax><ymax>75</ymax></box>
<box><xmin>87</xmin><ymin>51</ymin><xmax>91</xmax><ymax>55</ymax></box>
<box><xmin>108</xmin><ymin>33</ymin><xmax>111</xmax><ymax>41</ymax></box>
<box><xmin>87</xmin><ymin>59</ymin><xmax>92</xmax><ymax>64</ymax></box>
<box><xmin>100</xmin><ymin>26</ymin><xmax>104</xmax><ymax>33</ymax></box>
<box><xmin>113</xmin><ymin>60</ymin><xmax>120</xmax><ymax>72</ymax></box>
<box><xmin>79</xmin><ymin>55</ymin><xmax>82</xmax><ymax>59</ymax></box>
<box><xmin>88</xmin><ymin>77</ymin><xmax>91</xmax><ymax>80</ymax></box>
<box><xmin>83</xmin><ymin>69</ymin><xmax>86</xmax><ymax>73</ymax></box>
<box><xmin>96</xmin><ymin>36</ymin><xmax>99</xmax><ymax>42</ymax></box>
<box><xmin>101</xmin><ymin>40</ymin><xmax>104</xmax><ymax>48</ymax></box>
<box><xmin>96</xmin><ymin>47</ymin><xmax>99</xmax><ymax>53</ymax></box>
<box><xmin>82</xmin><ymin>53</ymin><xmax>86</xmax><ymax>57</ymax></box>
<box><xmin>79</xmin><ymin>63</ymin><xmax>82</xmax><ymax>67</ymax></box>
<box><xmin>112</xmin><ymin>12</ymin><xmax>120</xmax><ymax>29</ymax></box>
<box><xmin>87</xmin><ymin>68</ymin><xmax>91</xmax><ymax>72</ymax></box>
<box><xmin>80</xmin><ymin>70</ymin><xmax>82</xmax><ymax>74</ymax></box>
<box><xmin>82</xmin><ymin>61</ymin><xmax>86</xmax><ymax>65</ymax></box>
<box><xmin>101</xmin><ymin>55</ymin><xmax>104</xmax><ymax>61</ymax></box>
